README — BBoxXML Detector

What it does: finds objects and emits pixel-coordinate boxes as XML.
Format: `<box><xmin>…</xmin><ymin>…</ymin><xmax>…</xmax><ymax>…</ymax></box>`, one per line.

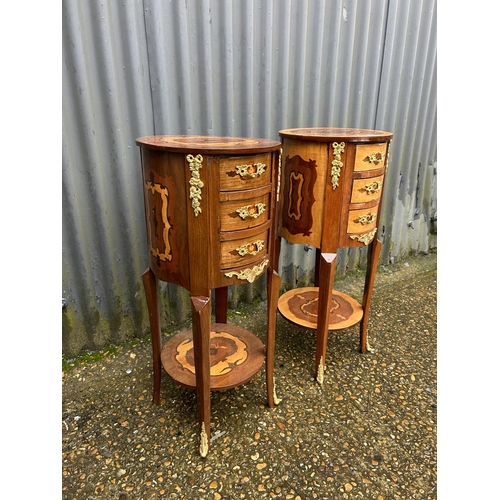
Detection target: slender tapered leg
<box><xmin>191</xmin><ymin>295</ymin><xmax>211</xmax><ymax>457</ymax></box>
<box><xmin>142</xmin><ymin>267</ymin><xmax>162</xmax><ymax>405</ymax></box>
<box><xmin>359</xmin><ymin>238</ymin><xmax>382</xmax><ymax>353</ymax></box>
<box><xmin>266</xmin><ymin>268</ymin><xmax>281</xmax><ymax>407</ymax></box>
<box><xmin>314</xmin><ymin>247</ymin><xmax>321</xmax><ymax>287</ymax></box>
<box><xmin>315</xmin><ymin>253</ymin><xmax>337</xmax><ymax>384</ymax></box>
<box><xmin>215</xmin><ymin>286</ymin><xmax>228</xmax><ymax>323</ymax></box>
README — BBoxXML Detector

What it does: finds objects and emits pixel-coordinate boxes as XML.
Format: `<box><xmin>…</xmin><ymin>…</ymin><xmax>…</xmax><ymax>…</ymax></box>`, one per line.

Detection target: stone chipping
<box><xmin>62</xmin><ymin>251</ymin><xmax>437</xmax><ymax>500</ymax></box>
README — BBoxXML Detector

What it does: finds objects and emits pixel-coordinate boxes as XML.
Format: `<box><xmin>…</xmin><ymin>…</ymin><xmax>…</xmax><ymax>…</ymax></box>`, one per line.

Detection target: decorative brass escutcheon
<box><xmin>363</xmin><ymin>151</ymin><xmax>386</xmax><ymax>165</ymax></box>
<box><xmin>364</xmin><ymin>180</ymin><xmax>382</xmax><ymax>194</ymax></box>
<box><xmin>235</xmin><ymin>240</ymin><xmax>265</xmax><ymax>257</ymax></box>
<box><xmin>224</xmin><ymin>259</ymin><xmax>269</xmax><ymax>283</ymax></box>
<box><xmin>235</xmin><ymin>162</ymin><xmax>266</xmax><ymax>178</ymax></box>
<box><xmin>355</xmin><ymin>212</ymin><xmax>376</xmax><ymax>225</ymax></box>
<box><xmin>236</xmin><ymin>203</ymin><xmax>266</xmax><ymax>220</ymax></box>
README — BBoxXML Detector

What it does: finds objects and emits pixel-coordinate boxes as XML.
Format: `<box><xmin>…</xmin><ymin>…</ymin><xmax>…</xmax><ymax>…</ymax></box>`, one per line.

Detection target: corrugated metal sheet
<box><xmin>62</xmin><ymin>0</ymin><xmax>437</xmax><ymax>358</ymax></box>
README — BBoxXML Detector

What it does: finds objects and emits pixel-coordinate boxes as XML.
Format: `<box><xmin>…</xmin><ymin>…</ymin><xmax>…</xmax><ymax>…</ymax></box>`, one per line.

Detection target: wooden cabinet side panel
<box><xmin>278</xmin><ymin>139</ymin><xmax>326</xmax><ymax>248</ymax></box>
<box><xmin>140</xmin><ymin>149</ymin><xmax>191</xmax><ymax>290</ymax></box>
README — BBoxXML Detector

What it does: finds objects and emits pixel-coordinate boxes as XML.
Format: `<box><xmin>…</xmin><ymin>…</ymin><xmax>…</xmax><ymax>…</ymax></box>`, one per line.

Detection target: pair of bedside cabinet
<box><xmin>136</xmin><ymin>128</ymin><xmax>393</xmax><ymax>456</ymax></box>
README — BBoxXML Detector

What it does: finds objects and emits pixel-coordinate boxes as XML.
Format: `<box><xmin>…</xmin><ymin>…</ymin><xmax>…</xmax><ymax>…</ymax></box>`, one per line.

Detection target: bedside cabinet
<box><xmin>136</xmin><ymin>135</ymin><xmax>282</xmax><ymax>457</ymax></box>
<box><xmin>276</xmin><ymin>128</ymin><xmax>393</xmax><ymax>384</ymax></box>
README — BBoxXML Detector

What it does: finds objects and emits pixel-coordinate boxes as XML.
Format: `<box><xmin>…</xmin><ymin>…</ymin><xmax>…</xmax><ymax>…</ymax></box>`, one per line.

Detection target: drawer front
<box><xmin>354</xmin><ymin>143</ymin><xmax>387</xmax><ymax>172</ymax></box>
<box><xmin>347</xmin><ymin>206</ymin><xmax>379</xmax><ymax>234</ymax></box>
<box><xmin>351</xmin><ymin>174</ymin><xmax>385</xmax><ymax>204</ymax></box>
<box><xmin>220</xmin><ymin>227</ymin><xmax>269</xmax><ymax>270</ymax></box>
<box><xmin>220</xmin><ymin>192</ymin><xmax>270</xmax><ymax>231</ymax></box>
<box><xmin>219</xmin><ymin>153</ymin><xmax>271</xmax><ymax>191</ymax></box>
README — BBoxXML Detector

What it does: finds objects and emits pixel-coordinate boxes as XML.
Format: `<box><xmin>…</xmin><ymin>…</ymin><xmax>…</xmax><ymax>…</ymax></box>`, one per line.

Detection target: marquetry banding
<box><xmin>145</xmin><ymin>181</ymin><xmax>172</xmax><ymax>262</ymax></box>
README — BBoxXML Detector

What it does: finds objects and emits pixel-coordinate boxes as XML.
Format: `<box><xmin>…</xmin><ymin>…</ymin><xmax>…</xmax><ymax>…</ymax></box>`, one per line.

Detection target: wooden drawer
<box><xmin>219</xmin><ymin>153</ymin><xmax>271</xmax><ymax>191</ymax></box>
<box><xmin>350</xmin><ymin>174</ymin><xmax>385</xmax><ymax>204</ymax></box>
<box><xmin>220</xmin><ymin>227</ymin><xmax>269</xmax><ymax>270</ymax></box>
<box><xmin>220</xmin><ymin>192</ymin><xmax>270</xmax><ymax>232</ymax></box>
<box><xmin>347</xmin><ymin>206</ymin><xmax>379</xmax><ymax>234</ymax></box>
<box><xmin>354</xmin><ymin>143</ymin><xmax>387</xmax><ymax>172</ymax></box>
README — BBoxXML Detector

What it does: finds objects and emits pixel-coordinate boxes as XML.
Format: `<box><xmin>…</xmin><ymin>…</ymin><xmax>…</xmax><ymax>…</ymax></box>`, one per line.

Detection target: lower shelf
<box><xmin>278</xmin><ymin>287</ymin><xmax>363</xmax><ymax>330</ymax></box>
<box><xmin>161</xmin><ymin>322</ymin><xmax>265</xmax><ymax>391</ymax></box>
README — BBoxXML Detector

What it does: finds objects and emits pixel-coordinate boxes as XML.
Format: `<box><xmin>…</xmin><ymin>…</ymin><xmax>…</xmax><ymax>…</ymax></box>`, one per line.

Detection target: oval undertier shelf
<box><xmin>161</xmin><ymin>323</ymin><xmax>265</xmax><ymax>391</ymax></box>
<box><xmin>277</xmin><ymin>287</ymin><xmax>364</xmax><ymax>330</ymax></box>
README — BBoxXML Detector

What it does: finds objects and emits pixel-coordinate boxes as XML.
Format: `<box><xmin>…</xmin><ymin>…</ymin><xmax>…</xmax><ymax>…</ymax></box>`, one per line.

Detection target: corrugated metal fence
<box><xmin>62</xmin><ymin>0</ymin><xmax>437</xmax><ymax>358</ymax></box>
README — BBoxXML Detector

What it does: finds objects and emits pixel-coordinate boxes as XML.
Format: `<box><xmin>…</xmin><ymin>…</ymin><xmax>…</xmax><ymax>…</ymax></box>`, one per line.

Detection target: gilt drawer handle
<box><xmin>355</xmin><ymin>212</ymin><xmax>377</xmax><ymax>225</ymax></box>
<box><xmin>235</xmin><ymin>162</ymin><xmax>267</xmax><ymax>178</ymax></box>
<box><xmin>363</xmin><ymin>151</ymin><xmax>386</xmax><ymax>165</ymax></box>
<box><xmin>364</xmin><ymin>180</ymin><xmax>382</xmax><ymax>194</ymax></box>
<box><xmin>236</xmin><ymin>203</ymin><xmax>266</xmax><ymax>219</ymax></box>
<box><xmin>235</xmin><ymin>240</ymin><xmax>265</xmax><ymax>257</ymax></box>
<box><xmin>350</xmin><ymin>228</ymin><xmax>377</xmax><ymax>245</ymax></box>
<box><xmin>224</xmin><ymin>259</ymin><xmax>269</xmax><ymax>283</ymax></box>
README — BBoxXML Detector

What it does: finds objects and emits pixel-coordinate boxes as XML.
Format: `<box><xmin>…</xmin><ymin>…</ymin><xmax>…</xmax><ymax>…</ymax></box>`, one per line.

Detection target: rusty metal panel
<box><xmin>62</xmin><ymin>0</ymin><xmax>437</xmax><ymax>357</ymax></box>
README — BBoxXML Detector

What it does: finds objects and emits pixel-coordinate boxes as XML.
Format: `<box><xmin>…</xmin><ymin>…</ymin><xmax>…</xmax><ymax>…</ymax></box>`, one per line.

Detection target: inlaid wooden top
<box><xmin>136</xmin><ymin>135</ymin><xmax>281</xmax><ymax>154</ymax></box>
<box><xmin>279</xmin><ymin>127</ymin><xmax>393</xmax><ymax>142</ymax></box>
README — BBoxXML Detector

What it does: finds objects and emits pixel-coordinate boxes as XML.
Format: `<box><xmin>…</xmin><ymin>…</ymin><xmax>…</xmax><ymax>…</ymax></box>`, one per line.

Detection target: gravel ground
<box><xmin>62</xmin><ymin>251</ymin><xmax>437</xmax><ymax>500</ymax></box>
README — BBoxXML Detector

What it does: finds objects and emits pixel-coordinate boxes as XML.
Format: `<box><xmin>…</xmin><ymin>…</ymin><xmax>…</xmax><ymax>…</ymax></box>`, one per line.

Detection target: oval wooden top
<box><xmin>279</xmin><ymin>127</ymin><xmax>393</xmax><ymax>143</ymax></box>
<box><xmin>136</xmin><ymin>135</ymin><xmax>281</xmax><ymax>154</ymax></box>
